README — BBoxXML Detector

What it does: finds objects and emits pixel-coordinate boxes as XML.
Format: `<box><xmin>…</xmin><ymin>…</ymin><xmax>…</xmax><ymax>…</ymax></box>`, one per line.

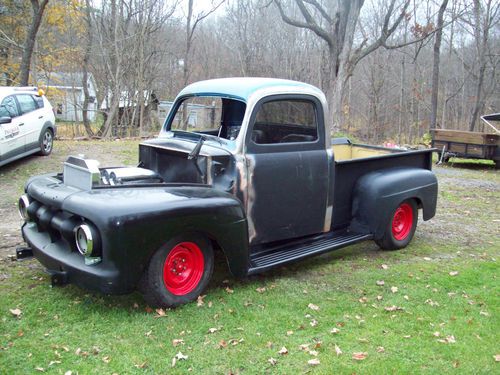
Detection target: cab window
<box><xmin>252</xmin><ymin>99</ymin><xmax>318</xmax><ymax>144</ymax></box>
<box><xmin>0</xmin><ymin>96</ymin><xmax>20</xmax><ymax>118</ymax></box>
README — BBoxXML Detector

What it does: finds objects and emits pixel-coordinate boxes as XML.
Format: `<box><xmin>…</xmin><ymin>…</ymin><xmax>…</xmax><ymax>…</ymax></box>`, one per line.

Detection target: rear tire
<box><xmin>38</xmin><ymin>128</ymin><xmax>53</xmax><ymax>156</ymax></box>
<box><xmin>376</xmin><ymin>199</ymin><xmax>418</xmax><ymax>250</ymax></box>
<box><xmin>140</xmin><ymin>233</ymin><xmax>214</xmax><ymax>308</ymax></box>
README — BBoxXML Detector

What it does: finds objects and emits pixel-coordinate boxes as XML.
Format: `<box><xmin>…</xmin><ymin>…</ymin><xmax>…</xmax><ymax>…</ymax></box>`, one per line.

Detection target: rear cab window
<box><xmin>252</xmin><ymin>99</ymin><xmax>318</xmax><ymax>144</ymax></box>
<box><xmin>16</xmin><ymin>94</ymin><xmax>38</xmax><ymax>115</ymax></box>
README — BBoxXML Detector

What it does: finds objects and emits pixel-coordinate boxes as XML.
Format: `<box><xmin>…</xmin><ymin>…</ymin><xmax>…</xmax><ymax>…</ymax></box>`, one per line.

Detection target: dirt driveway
<box><xmin>0</xmin><ymin>140</ymin><xmax>499</xmax><ymax>260</ymax></box>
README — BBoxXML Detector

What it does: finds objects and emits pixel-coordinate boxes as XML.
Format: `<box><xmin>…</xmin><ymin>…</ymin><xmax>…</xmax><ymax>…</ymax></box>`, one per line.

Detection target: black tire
<box><xmin>375</xmin><ymin>199</ymin><xmax>418</xmax><ymax>250</ymax></box>
<box><xmin>38</xmin><ymin>128</ymin><xmax>54</xmax><ymax>156</ymax></box>
<box><xmin>140</xmin><ymin>233</ymin><xmax>214</xmax><ymax>308</ymax></box>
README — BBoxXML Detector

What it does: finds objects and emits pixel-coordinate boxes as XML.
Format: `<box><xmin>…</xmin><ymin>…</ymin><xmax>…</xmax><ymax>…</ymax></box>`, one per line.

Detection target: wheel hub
<box><xmin>163</xmin><ymin>242</ymin><xmax>204</xmax><ymax>295</ymax></box>
<box><xmin>391</xmin><ymin>203</ymin><xmax>413</xmax><ymax>241</ymax></box>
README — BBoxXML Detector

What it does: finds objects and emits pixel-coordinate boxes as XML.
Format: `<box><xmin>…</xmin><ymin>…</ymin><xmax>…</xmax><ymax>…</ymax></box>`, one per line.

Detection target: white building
<box><xmin>42</xmin><ymin>72</ymin><xmax>97</xmax><ymax>122</ymax></box>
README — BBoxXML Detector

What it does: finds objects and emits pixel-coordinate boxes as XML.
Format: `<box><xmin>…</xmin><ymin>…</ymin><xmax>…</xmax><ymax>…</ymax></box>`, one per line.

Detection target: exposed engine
<box><xmin>62</xmin><ymin>155</ymin><xmax>162</xmax><ymax>190</ymax></box>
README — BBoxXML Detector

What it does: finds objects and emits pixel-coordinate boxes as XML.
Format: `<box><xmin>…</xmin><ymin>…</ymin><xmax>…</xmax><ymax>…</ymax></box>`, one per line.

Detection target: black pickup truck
<box><xmin>18</xmin><ymin>78</ymin><xmax>438</xmax><ymax>307</ymax></box>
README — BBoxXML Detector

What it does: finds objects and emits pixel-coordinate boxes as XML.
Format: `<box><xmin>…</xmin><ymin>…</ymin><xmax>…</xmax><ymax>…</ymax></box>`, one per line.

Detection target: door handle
<box><xmin>38</xmin><ymin>115</ymin><xmax>43</xmax><ymax>119</ymax></box>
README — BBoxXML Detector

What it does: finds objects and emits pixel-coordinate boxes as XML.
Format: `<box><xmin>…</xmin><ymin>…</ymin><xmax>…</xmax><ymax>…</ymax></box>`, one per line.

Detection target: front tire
<box><xmin>140</xmin><ymin>234</ymin><xmax>214</xmax><ymax>308</ymax></box>
<box><xmin>38</xmin><ymin>129</ymin><xmax>53</xmax><ymax>156</ymax></box>
<box><xmin>376</xmin><ymin>199</ymin><xmax>418</xmax><ymax>250</ymax></box>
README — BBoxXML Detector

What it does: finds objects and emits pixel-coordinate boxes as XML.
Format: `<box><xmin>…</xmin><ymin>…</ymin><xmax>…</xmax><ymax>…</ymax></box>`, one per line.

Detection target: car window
<box><xmin>16</xmin><ymin>94</ymin><xmax>38</xmax><ymax>115</ymax></box>
<box><xmin>33</xmin><ymin>95</ymin><xmax>44</xmax><ymax>108</ymax></box>
<box><xmin>252</xmin><ymin>99</ymin><xmax>318</xmax><ymax>144</ymax></box>
<box><xmin>0</xmin><ymin>96</ymin><xmax>20</xmax><ymax>118</ymax></box>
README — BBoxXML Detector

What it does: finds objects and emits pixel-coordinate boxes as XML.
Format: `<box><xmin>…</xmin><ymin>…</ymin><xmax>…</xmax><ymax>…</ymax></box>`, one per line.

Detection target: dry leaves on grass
<box><xmin>256</xmin><ymin>287</ymin><xmax>266</xmax><ymax>293</ymax></box>
<box><xmin>225</xmin><ymin>287</ymin><xmax>234</xmax><ymax>294</ymax></box>
<box><xmin>449</xmin><ymin>271</ymin><xmax>459</xmax><ymax>276</ymax></box>
<box><xmin>171</xmin><ymin>352</ymin><xmax>188</xmax><ymax>367</ymax></box>
<box><xmin>308</xmin><ymin>358</ymin><xmax>320</xmax><ymax>366</ymax></box>
<box><xmin>376</xmin><ymin>346</ymin><xmax>385</xmax><ymax>353</ymax></box>
<box><xmin>437</xmin><ymin>335</ymin><xmax>456</xmax><ymax>344</ymax></box>
<box><xmin>278</xmin><ymin>347</ymin><xmax>288</xmax><ymax>355</ymax></box>
<box><xmin>208</xmin><ymin>327</ymin><xmax>219</xmax><ymax>334</ymax></box>
<box><xmin>376</xmin><ymin>280</ymin><xmax>385</xmax><ymax>286</ymax></box>
<box><xmin>384</xmin><ymin>305</ymin><xmax>404</xmax><ymax>312</ymax></box>
<box><xmin>268</xmin><ymin>357</ymin><xmax>277</xmax><ymax>366</ymax></box>
<box><xmin>9</xmin><ymin>308</ymin><xmax>22</xmax><ymax>317</ymax></box>
<box><xmin>330</xmin><ymin>328</ymin><xmax>340</xmax><ymax>334</ymax></box>
<box><xmin>308</xmin><ymin>303</ymin><xmax>320</xmax><ymax>311</ymax></box>
<box><xmin>172</xmin><ymin>339</ymin><xmax>184</xmax><ymax>347</ymax></box>
<box><xmin>334</xmin><ymin>345</ymin><xmax>342</xmax><ymax>356</ymax></box>
<box><xmin>197</xmin><ymin>295</ymin><xmax>206</xmax><ymax>307</ymax></box>
<box><xmin>494</xmin><ymin>354</ymin><xmax>500</xmax><ymax>362</ymax></box>
<box><xmin>154</xmin><ymin>309</ymin><xmax>166</xmax><ymax>317</ymax></box>
<box><xmin>390</xmin><ymin>286</ymin><xmax>398</xmax><ymax>293</ymax></box>
<box><xmin>352</xmin><ymin>352</ymin><xmax>368</xmax><ymax>361</ymax></box>
<box><xmin>381</xmin><ymin>264</ymin><xmax>389</xmax><ymax>270</ymax></box>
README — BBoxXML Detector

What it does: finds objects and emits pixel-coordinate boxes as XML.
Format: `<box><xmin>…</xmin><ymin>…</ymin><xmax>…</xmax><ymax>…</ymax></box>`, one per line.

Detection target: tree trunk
<box><xmin>19</xmin><ymin>0</ymin><xmax>49</xmax><ymax>86</ymax></box>
<box><xmin>82</xmin><ymin>0</ymin><xmax>93</xmax><ymax>137</ymax></box>
<box><xmin>429</xmin><ymin>0</ymin><xmax>448</xmax><ymax>131</ymax></box>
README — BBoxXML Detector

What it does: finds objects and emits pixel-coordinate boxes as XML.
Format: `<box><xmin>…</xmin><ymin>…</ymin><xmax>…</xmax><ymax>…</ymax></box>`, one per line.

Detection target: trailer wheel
<box><xmin>376</xmin><ymin>200</ymin><xmax>418</xmax><ymax>250</ymax></box>
<box><xmin>140</xmin><ymin>234</ymin><xmax>214</xmax><ymax>308</ymax></box>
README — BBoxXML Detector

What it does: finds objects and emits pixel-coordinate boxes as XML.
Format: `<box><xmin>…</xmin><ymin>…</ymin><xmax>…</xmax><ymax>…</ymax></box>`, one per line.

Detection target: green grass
<box><xmin>0</xmin><ymin>140</ymin><xmax>499</xmax><ymax>374</ymax></box>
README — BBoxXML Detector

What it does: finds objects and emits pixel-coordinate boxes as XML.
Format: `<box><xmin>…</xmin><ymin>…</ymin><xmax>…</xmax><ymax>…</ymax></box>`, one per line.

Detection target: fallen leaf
<box><xmin>381</xmin><ymin>264</ymin><xmax>389</xmax><ymax>270</ymax></box>
<box><xmin>390</xmin><ymin>286</ymin><xmax>398</xmax><ymax>293</ymax></box>
<box><xmin>403</xmin><ymin>335</ymin><xmax>411</xmax><ymax>338</ymax></box>
<box><xmin>352</xmin><ymin>352</ymin><xmax>367</xmax><ymax>361</ymax></box>
<box><xmin>35</xmin><ymin>368</ymin><xmax>45</xmax><ymax>372</ymax></box>
<box><xmin>10</xmin><ymin>308</ymin><xmax>22</xmax><ymax>317</ymax></box>
<box><xmin>286</xmin><ymin>330</ymin><xmax>294</xmax><ymax>336</ymax></box>
<box><xmin>330</xmin><ymin>328</ymin><xmax>340</xmax><ymax>334</ymax></box>
<box><xmin>175</xmin><ymin>352</ymin><xmax>188</xmax><ymax>360</ymax></box>
<box><xmin>256</xmin><ymin>287</ymin><xmax>266</xmax><ymax>293</ymax></box>
<box><xmin>172</xmin><ymin>339</ymin><xmax>184</xmax><ymax>347</ymax></box>
<box><xmin>155</xmin><ymin>309</ymin><xmax>166</xmax><ymax>317</ymax></box>
<box><xmin>376</xmin><ymin>295</ymin><xmax>383</xmax><ymax>301</ymax></box>
<box><xmin>404</xmin><ymin>295</ymin><xmax>409</xmax><ymax>301</ymax></box>
<box><xmin>265</xmin><ymin>341</ymin><xmax>273</xmax><ymax>349</ymax></box>
<box><xmin>225</xmin><ymin>287</ymin><xmax>234</xmax><ymax>294</ymax></box>
<box><xmin>310</xmin><ymin>319</ymin><xmax>318</xmax><ymax>327</ymax></box>
<box><xmin>335</xmin><ymin>344</ymin><xmax>342</xmax><ymax>356</ymax></box>
<box><xmin>376</xmin><ymin>346</ymin><xmax>385</xmax><ymax>353</ymax></box>
<box><xmin>268</xmin><ymin>357</ymin><xmax>277</xmax><ymax>366</ymax></box>
<box><xmin>358</xmin><ymin>338</ymin><xmax>369</xmax><ymax>343</ymax></box>
<box><xmin>449</xmin><ymin>271</ymin><xmax>459</xmax><ymax>276</ymax></box>
<box><xmin>197</xmin><ymin>295</ymin><xmax>206</xmax><ymax>307</ymax></box>
<box><xmin>494</xmin><ymin>354</ymin><xmax>500</xmax><ymax>362</ymax></box>
<box><xmin>134</xmin><ymin>362</ymin><xmax>147</xmax><ymax>369</ymax></box>
<box><xmin>278</xmin><ymin>346</ymin><xmax>288</xmax><ymax>355</ymax></box>
<box><xmin>433</xmin><ymin>332</ymin><xmax>441</xmax><ymax>337</ymax></box>
<box><xmin>217</xmin><ymin>340</ymin><xmax>227</xmax><ymax>349</ymax></box>
<box><xmin>208</xmin><ymin>327</ymin><xmax>219</xmax><ymax>334</ymax></box>
<box><xmin>145</xmin><ymin>330</ymin><xmax>152</xmax><ymax>337</ymax></box>
<box><xmin>48</xmin><ymin>361</ymin><xmax>61</xmax><ymax>366</ymax></box>
<box><xmin>479</xmin><ymin>311</ymin><xmax>489</xmax><ymax>316</ymax></box>
<box><xmin>437</xmin><ymin>335</ymin><xmax>456</xmax><ymax>344</ymax></box>
<box><xmin>359</xmin><ymin>297</ymin><xmax>368</xmax><ymax>303</ymax></box>
<box><xmin>308</xmin><ymin>303</ymin><xmax>320</xmax><ymax>311</ymax></box>
<box><xmin>102</xmin><ymin>356</ymin><xmax>111</xmax><ymax>363</ymax></box>
<box><xmin>308</xmin><ymin>358</ymin><xmax>320</xmax><ymax>366</ymax></box>
<box><xmin>384</xmin><ymin>305</ymin><xmax>404</xmax><ymax>312</ymax></box>
<box><xmin>309</xmin><ymin>350</ymin><xmax>319</xmax><ymax>356</ymax></box>
<box><xmin>423</xmin><ymin>257</ymin><xmax>432</xmax><ymax>261</ymax></box>
<box><xmin>299</xmin><ymin>344</ymin><xmax>310</xmax><ymax>351</ymax></box>
<box><xmin>64</xmin><ymin>371</ymin><xmax>73</xmax><ymax>375</ymax></box>
<box><xmin>376</xmin><ymin>280</ymin><xmax>385</xmax><ymax>286</ymax></box>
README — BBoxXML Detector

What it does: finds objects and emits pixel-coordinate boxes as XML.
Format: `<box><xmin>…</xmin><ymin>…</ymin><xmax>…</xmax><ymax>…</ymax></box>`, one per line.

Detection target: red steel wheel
<box><xmin>376</xmin><ymin>199</ymin><xmax>418</xmax><ymax>250</ymax></box>
<box><xmin>391</xmin><ymin>203</ymin><xmax>414</xmax><ymax>241</ymax></box>
<box><xmin>140</xmin><ymin>234</ymin><xmax>214</xmax><ymax>308</ymax></box>
<box><xmin>163</xmin><ymin>242</ymin><xmax>204</xmax><ymax>295</ymax></box>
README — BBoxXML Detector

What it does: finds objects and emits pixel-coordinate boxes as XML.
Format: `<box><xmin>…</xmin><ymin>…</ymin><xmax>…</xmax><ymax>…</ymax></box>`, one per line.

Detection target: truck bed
<box><xmin>330</xmin><ymin>138</ymin><xmax>434</xmax><ymax>230</ymax></box>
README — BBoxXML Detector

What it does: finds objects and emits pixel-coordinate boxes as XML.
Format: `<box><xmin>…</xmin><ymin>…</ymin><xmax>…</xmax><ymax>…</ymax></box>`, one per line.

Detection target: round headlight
<box><xmin>18</xmin><ymin>195</ymin><xmax>31</xmax><ymax>221</ymax></box>
<box><xmin>75</xmin><ymin>224</ymin><xmax>93</xmax><ymax>256</ymax></box>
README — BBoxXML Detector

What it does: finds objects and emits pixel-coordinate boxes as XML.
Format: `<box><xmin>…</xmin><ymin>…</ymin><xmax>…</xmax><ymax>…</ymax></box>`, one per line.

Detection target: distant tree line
<box><xmin>0</xmin><ymin>0</ymin><xmax>498</xmax><ymax>143</ymax></box>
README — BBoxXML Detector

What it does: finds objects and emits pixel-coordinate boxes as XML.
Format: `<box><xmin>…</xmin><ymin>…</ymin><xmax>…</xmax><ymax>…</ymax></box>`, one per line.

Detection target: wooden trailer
<box><xmin>431</xmin><ymin>113</ymin><xmax>500</xmax><ymax>168</ymax></box>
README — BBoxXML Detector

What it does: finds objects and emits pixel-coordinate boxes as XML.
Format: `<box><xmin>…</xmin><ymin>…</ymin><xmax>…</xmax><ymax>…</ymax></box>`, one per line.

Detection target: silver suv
<box><xmin>0</xmin><ymin>87</ymin><xmax>56</xmax><ymax>167</ymax></box>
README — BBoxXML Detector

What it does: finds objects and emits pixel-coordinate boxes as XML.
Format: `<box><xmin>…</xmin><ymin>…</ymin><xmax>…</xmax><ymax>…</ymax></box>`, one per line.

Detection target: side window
<box><xmin>0</xmin><ymin>96</ymin><xmax>20</xmax><ymax>118</ymax></box>
<box><xmin>252</xmin><ymin>99</ymin><xmax>318</xmax><ymax>144</ymax></box>
<box><xmin>16</xmin><ymin>94</ymin><xmax>38</xmax><ymax>115</ymax></box>
<box><xmin>33</xmin><ymin>95</ymin><xmax>44</xmax><ymax>109</ymax></box>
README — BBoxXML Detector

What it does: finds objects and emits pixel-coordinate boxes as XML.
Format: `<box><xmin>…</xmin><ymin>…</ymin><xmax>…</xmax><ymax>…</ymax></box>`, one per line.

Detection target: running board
<box><xmin>248</xmin><ymin>232</ymin><xmax>373</xmax><ymax>275</ymax></box>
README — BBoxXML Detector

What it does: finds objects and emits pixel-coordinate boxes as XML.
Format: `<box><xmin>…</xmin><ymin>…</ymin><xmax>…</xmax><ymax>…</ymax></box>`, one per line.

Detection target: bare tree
<box><xmin>273</xmin><ymin>0</ymin><xmax>429</xmax><ymax>131</ymax></box>
<box><xmin>82</xmin><ymin>0</ymin><xmax>94</xmax><ymax>137</ymax></box>
<box><xmin>19</xmin><ymin>0</ymin><xmax>49</xmax><ymax>85</ymax></box>
<box><xmin>430</xmin><ymin>0</ymin><xmax>449</xmax><ymax>131</ymax></box>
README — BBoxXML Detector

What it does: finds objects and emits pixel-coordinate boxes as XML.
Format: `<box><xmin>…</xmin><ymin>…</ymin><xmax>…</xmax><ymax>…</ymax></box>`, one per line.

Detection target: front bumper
<box><xmin>22</xmin><ymin>222</ymin><xmax>130</xmax><ymax>294</ymax></box>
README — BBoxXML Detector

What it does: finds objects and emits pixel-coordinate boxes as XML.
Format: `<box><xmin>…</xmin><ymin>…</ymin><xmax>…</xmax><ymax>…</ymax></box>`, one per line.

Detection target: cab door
<box><xmin>15</xmin><ymin>94</ymin><xmax>41</xmax><ymax>151</ymax></box>
<box><xmin>244</xmin><ymin>95</ymin><xmax>329</xmax><ymax>245</ymax></box>
<box><xmin>0</xmin><ymin>95</ymin><xmax>24</xmax><ymax>162</ymax></box>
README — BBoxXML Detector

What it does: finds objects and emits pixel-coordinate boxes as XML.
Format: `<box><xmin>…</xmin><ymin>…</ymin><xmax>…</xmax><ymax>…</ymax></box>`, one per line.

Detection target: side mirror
<box><xmin>0</xmin><ymin>116</ymin><xmax>12</xmax><ymax>125</ymax></box>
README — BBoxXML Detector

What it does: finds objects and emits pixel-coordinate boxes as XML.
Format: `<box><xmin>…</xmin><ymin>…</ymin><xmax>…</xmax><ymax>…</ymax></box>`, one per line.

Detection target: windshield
<box><xmin>165</xmin><ymin>96</ymin><xmax>246</xmax><ymax>142</ymax></box>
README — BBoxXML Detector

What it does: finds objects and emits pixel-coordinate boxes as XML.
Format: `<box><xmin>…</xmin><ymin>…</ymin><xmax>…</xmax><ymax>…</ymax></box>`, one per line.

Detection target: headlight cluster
<box><xmin>18</xmin><ymin>195</ymin><xmax>31</xmax><ymax>220</ymax></box>
<box><xmin>74</xmin><ymin>223</ymin><xmax>101</xmax><ymax>259</ymax></box>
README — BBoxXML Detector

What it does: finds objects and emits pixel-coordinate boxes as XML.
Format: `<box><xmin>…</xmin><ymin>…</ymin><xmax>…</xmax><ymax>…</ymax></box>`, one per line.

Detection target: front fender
<box><xmin>62</xmin><ymin>185</ymin><xmax>249</xmax><ymax>282</ymax></box>
<box><xmin>350</xmin><ymin>168</ymin><xmax>438</xmax><ymax>239</ymax></box>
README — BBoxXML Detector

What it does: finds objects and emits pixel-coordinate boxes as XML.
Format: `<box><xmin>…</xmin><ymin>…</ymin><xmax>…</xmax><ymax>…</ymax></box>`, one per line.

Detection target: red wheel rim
<box><xmin>163</xmin><ymin>242</ymin><xmax>204</xmax><ymax>296</ymax></box>
<box><xmin>391</xmin><ymin>203</ymin><xmax>413</xmax><ymax>241</ymax></box>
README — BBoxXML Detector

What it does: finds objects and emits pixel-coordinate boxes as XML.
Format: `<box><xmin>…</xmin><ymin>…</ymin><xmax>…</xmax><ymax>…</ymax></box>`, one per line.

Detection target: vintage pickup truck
<box><xmin>18</xmin><ymin>78</ymin><xmax>438</xmax><ymax>307</ymax></box>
